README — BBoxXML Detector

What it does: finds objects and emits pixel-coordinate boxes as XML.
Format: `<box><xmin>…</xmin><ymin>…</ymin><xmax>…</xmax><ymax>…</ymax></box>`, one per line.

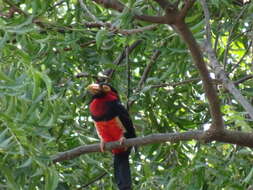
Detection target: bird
<box><xmin>87</xmin><ymin>83</ymin><xmax>136</xmax><ymax>190</ymax></box>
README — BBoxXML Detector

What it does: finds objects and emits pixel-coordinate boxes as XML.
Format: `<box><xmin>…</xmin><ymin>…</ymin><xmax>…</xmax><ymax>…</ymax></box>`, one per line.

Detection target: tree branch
<box><xmin>128</xmin><ymin>48</ymin><xmax>161</xmax><ymax>107</ymax></box>
<box><xmin>214</xmin><ymin>130</ymin><xmax>253</xmax><ymax>148</ymax></box>
<box><xmin>77</xmin><ymin>172</ymin><xmax>107</xmax><ymax>190</ymax></box>
<box><xmin>138</xmin><ymin>50</ymin><xmax>161</xmax><ymax>89</ymax></box>
<box><xmin>231</xmin><ymin>40</ymin><xmax>252</xmax><ymax>72</ymax></box>
<box><xmin>52</xmin><ymin>129</ymin><xmax>253</xmax><ymax>163</ymax></box>
<box><xmin>85</xmin><ymin>22</ymin><xmax>158</xmax><ymax>35</ymax></box>
<box><xmin>234</xmin><ymin>75</ymin><xmax>253</xmax><ymax>85</ymax></box>
<box><xmin>3</xmin><ymin>0</ymin><xmax>27</xmax><ymax>16</ymax></box>
<box><xmin>79</xmin><ymin>0</ymin><xmax>102</xmax><ymax>23</ymax></box>
<box><xmin>174</xmin><ymin>21</ymin><xmax>224</xmax><ymax>132</ymax></box>
<box><xmin>153</xmin><ymin>0</ymin><xmax>172</xmax><ymax>9</ymax></box>
<box><xmin>201</xmin><ymin>0</ymin><xmax>253</xmax><ymax>120</ymax></box>
<box><xmin>52</xmin><ymin>130</ymin><xmax>204</xmax><ymax>162</ymax></box>
<box><xmin>150</xmin><ymin>78</ymin><xmax>202</xmax><ymax>88</ymax></box>
<box><xmin>134</xmin><ymin>15</ymin><xmax>167</xmax><ymax>24</ymax></box>
<box><xmin>179</xmin><ymin>0</ymin><xmax>195</xmax><ymax>19</ymax></box>
<box><xmin>92</xmin><ymin>0</ymin><xmax>125</xmax><ymax>12</ymax></box>
<box><xmin>91</xmin><ymin>0</ymin><xmax>167</xmax><ymax>24</ymax></box>
<box><xmin>223</xmin><ymin>5</ymin><xmax>248</xmax><ymax>69</ymax></box>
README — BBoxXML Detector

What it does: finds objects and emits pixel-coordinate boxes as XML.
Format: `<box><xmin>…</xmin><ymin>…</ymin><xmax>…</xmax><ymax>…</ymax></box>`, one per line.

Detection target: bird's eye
<box><xmin>103</xmin><ymin>85</ymin><xmax>111</xmax><ymax>92</ymax></box>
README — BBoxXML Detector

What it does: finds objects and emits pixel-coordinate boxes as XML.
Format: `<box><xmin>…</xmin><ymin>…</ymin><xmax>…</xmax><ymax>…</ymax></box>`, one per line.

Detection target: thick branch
<box><xmin>134</xmin><ymin>15</ymin><xmax>167</xmax><ymax>24</ymax></box>
<box><xmin>214</xmin><ymin>130</ymin><xmax>253</xmax><ymax>148</ymax></box>
<box><xmin>52</xmin><ymin>129</ymin><xmax>253</xmax><ymax>163</ymax></box>
<box><xmin>92</xmin><ymin>0</ymin><xmax>124</xmax><ymax>12</ymax></box>
<box><xmin>92</xmin><ymin>0</ymin><xmax>167</xmax><ymax>24</ymax></box>
<box><xmin>52</xmin><ymin>130</ymin><xmax>203</xmax><ymax>162</ymax></box>
<box><xmin>201</xmin><ymin>0</ymin><xmax>253</xmax><ymax>120</ymax></box>
<box><xmin>174</xmin><ymin>21</ymin><xmax>224</xmax><ymax>131</ymax></box>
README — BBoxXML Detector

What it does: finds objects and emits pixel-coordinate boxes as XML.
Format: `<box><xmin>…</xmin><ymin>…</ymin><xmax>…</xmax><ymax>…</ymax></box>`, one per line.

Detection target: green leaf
<box><xmin>96</xmin><ymin>29</ymin><xmax>108</xmax><ymax>49</ymax></box>
<box><xmin>0</xmin><ymin>32</ymin><xmax>9</xmax><ymax>50</ymax></box>
<box><xmin>243</xmin><ymin>88</ymin><xmax>253</xmax><ymax>96</ymax></box>
<box><xmin>41</xmin><ymin>73</ymin><xmax>52</xmax><ymax>96</ymax></box>
<box><xmin>0</xmin><ymin>136</ymin><xmax>13</xmax><ymax>149</ymax></box>
<box><xmin>0</xmin><ymin>128</ymin><xmax>8</xmax><ymax>142</ymax></box>
<box><xmin>0</xmin><ymin>71</ymin><xmax>13</xmax><ymax>82</ymax></box>
<box><xmin>45</xmin><ymin>168</ymin><xmax>59</xmax><ymax>190</ymax></box>
<box><xmin>243</xmin><ymin>167</ymin><xmax>253</xmax><ymax>184</ymax></box>
<box><xmin>18</xmin><ymin>157</ymin><xmax>33</xmax><ymax>168</ymax></box>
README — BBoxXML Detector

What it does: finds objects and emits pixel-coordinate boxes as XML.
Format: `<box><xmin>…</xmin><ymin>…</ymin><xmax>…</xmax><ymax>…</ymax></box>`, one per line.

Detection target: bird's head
<box><xmin>87</xmin><ymin>83</ymin><xmax>118</xmax><ymax>98</ymax></box>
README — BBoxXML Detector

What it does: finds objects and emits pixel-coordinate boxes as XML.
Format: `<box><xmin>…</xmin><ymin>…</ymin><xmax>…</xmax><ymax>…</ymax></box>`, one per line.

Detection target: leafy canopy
<box><xmin>0</xmin><ymin>0</ymin><xmax>253</xmax><ymax>189</ymax></box>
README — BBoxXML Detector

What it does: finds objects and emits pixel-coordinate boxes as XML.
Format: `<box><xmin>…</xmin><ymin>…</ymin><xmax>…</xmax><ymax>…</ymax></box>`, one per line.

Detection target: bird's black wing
<box><xmin>111</xmin><ymin>100</ymin><xmax>136</xmax><ymax>139</ymax></box>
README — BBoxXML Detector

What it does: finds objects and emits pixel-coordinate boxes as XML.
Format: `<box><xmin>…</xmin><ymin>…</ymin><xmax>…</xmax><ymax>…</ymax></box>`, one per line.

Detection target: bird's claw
<box><xmin>119</xmin><ymin>136</ymin><xmax>126</xmax><ymax>145</ymax></box>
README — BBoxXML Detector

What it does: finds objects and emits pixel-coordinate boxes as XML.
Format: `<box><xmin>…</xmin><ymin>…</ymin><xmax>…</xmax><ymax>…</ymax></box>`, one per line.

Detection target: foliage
<box><xmin>0</xmin><ymin>0</ymin><xmax>253</xmax><ymax>189</ymax></box>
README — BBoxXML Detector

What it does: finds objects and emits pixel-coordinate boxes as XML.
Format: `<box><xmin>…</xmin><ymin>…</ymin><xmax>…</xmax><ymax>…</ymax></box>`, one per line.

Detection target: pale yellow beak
<box><xmin>87</xmin><ymin>83</ymin><xmax>101</xmax><ymax>95</ymax></box>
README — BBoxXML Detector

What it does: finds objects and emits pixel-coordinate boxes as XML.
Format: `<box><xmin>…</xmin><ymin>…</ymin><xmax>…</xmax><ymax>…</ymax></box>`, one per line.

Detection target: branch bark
<box><xmin>85</xmin><ymin>22</ymin><xmax>158</xmax><ymax>35</ymax></box>
<box><xmin>52</xmin><ymin>130</ymin><xmax>204</xmax><ymax>162</ymax></box>
<box><xmin>174</xmin><ymin>21</ymin><xmax>224</xmax><ymax>132</ymax></box>
<box><xmin>92</xmin><ymin>0</ymin><xmax>125</xmax><ymax>12</ymax></box>
<box><xmin>235</xmin><ymin>75</ymin><xmax>253</xmax><ymax>85</ymax></box>
<box><xmin>92</xmin><ymin>0</ymin><xmax>224</xmax><ymax>131</ymax></box>
<box><xmin>52</xmin><ymin>129</ymin><xmax>253</xmax><ymax>163</ymax></box>
<box><xmin>179</xmin><ymin>0</ymin><xmax>195</xmax><ymax>19</ymax></box>
<box><xmin>153</xmin><ymin>0</ymin><xmax>172</xmax><ymax>9</ymax></box>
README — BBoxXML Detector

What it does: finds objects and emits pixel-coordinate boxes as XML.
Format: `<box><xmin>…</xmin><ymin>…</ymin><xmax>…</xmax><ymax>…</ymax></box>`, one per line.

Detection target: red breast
<box><xmin>89</xmin><ymin>92</ymin><xmax>118</xmax><ymax>117</ymax></box>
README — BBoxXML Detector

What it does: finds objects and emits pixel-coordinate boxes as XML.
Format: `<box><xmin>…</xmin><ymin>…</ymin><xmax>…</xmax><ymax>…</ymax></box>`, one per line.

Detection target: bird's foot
<box><xmin>119</xmin><ymin>136</ymin><xmax>126</xmax><ymax>145</ymax></box>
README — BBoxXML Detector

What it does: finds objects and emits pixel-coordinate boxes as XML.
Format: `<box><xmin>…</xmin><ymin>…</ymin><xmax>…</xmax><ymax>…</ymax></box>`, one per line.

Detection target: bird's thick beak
<box><xmin>87</xmin><ymin>83</ymin><xmax>101</xmax><ymax>94</ymax></box>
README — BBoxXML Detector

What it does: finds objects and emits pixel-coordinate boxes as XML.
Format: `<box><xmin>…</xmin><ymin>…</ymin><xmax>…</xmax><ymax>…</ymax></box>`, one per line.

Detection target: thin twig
<box><xmin>85</xmin><ymin>22</ymin><xmax>158</xmax><ymax>35</ymax></box>
<box><xmin>223</xmin><ymin>6</ymin><xmax>248</xmax><ymax>69</ymax></box>
<box><xmin>79</xmin><ymin>0</ymin><xmax>102</xmax><ymax>23</ymax></box>
<box><xmin>77</xmin><ymin>172</ymin><xmax>107</xmax><ymax>189</ymax></box>
<box><xmin>102</xmin><ymin>40</ymin><xmax>142</xmax><ymax>80</ymax></box>
<box><xmin>150</xmin><ymin>78</ymin><xmax>202</xmax><ymax>88</ymax></box>
<box><xmin>128</xmin><ymin>48</ymin><xmax>161</xmax><ymax>107</ymax></box>
<box><xmin>179</xmin><ymin>0</ymin><xmax>195</xmax><ymax>19</ymax></box>
<box><xmin>231</xmin><ymin>41</ymin><xmax>252</xmax><ymax>73</ymax></box>
<box><xmin>80</xmin><ymin>40</ymin><xmax>96</xmax><ymax>47</ymax></box>
<box><xmin>49</xmin><ymin>0</ymin><xmax>66</xmax><ymax>11</ymax></box>
<box><xmin>234</xmin><ymin>75</ymin><xmax>253</xmax><ymax>85</ymax></box>
<box><xmin>126</xmin><ymin>46</ymin><xmax>131</xmax><ymax>111</ymax></box>
<box><xmin>138</xmin><ymin>50</ymin><xmax>161</xmax><ymax>89</ymax></box>
<box><xmin>153</xmin><ymin>0</ymin><xmax>172</xmax><ymax>9</ymax></box>
<box><xmin>3</xmin><ymin>0</ymin><xmax>27</xmax><ymax>16</ymax></box>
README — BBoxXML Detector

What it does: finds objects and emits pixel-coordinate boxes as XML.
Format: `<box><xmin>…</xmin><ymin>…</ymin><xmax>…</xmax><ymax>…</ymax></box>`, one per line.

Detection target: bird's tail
<box><xmin>113</xmin><ymin>149</ymin><xmax>132</xmax><ymax>190</ymax></box>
